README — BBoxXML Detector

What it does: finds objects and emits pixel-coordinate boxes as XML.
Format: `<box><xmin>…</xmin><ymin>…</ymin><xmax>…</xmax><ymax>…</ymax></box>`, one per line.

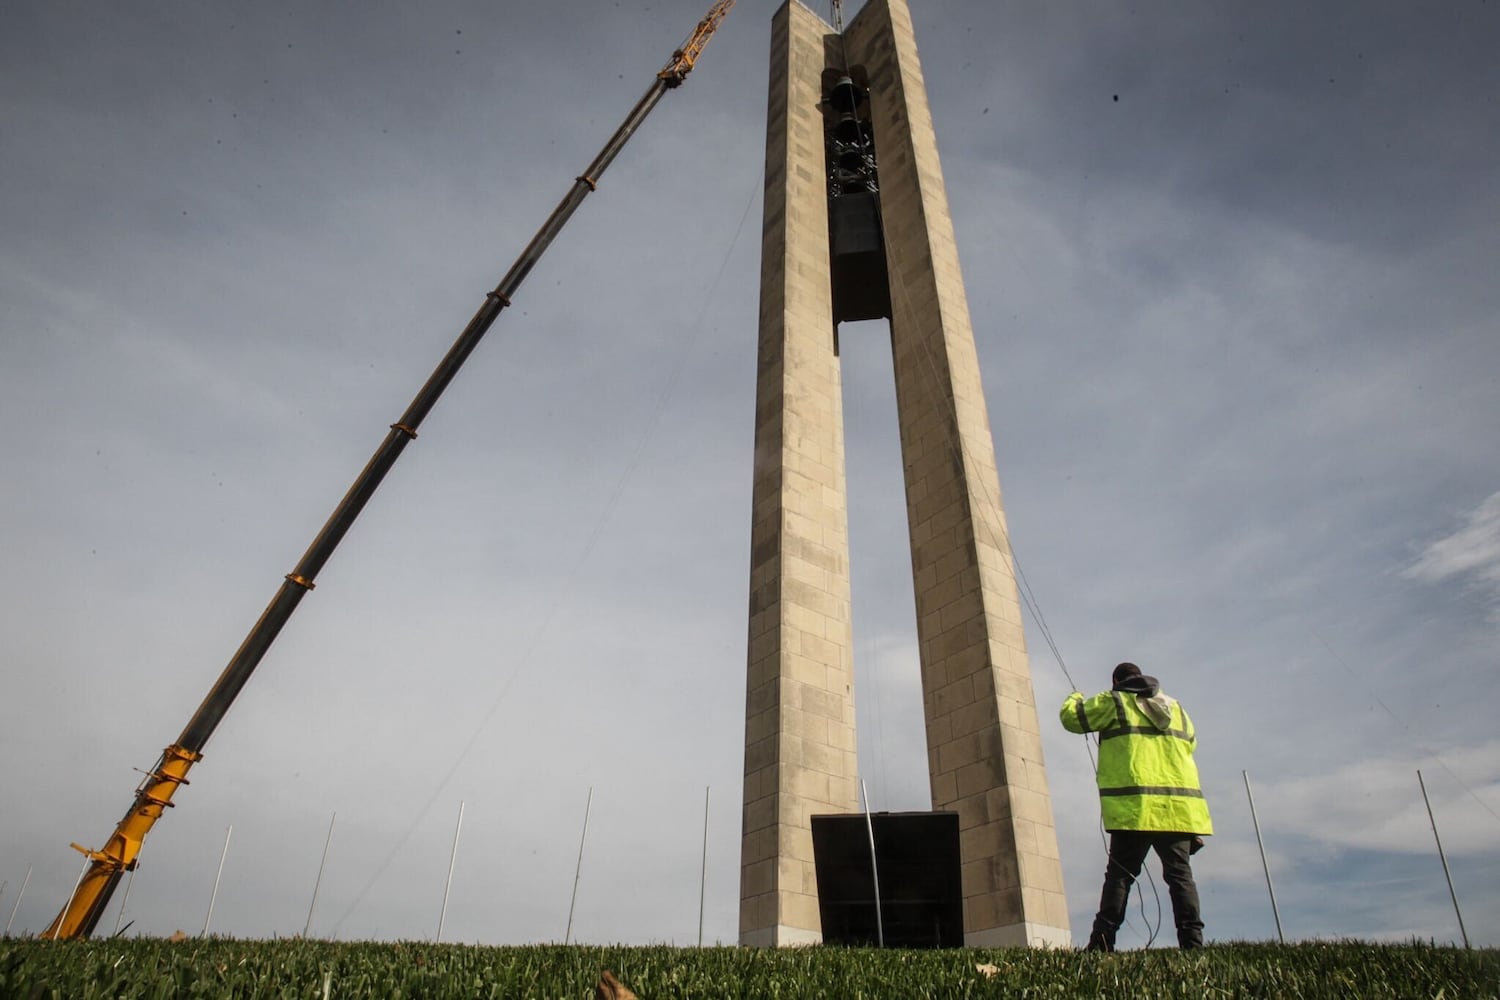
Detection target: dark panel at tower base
<box><xmin>811</xmin><ymin>811</ymin><xmax>964</xmax><ymax>948</ymax></box>
<box><xmin>829</xmin><ymin>192</ymin><xmax>891</xmax><ymax>324</ymax></box>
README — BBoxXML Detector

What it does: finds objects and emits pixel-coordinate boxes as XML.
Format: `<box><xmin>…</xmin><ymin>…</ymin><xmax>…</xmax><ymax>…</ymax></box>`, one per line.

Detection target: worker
<box><xmin>1061</xmin><ymin>661</ymin><xmax>1212</xmax><ymax>951</ymax></box>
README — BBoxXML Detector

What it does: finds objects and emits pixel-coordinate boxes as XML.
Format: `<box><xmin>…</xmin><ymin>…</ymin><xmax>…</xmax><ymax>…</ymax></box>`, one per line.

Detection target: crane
<box><xmin>42</xmin><ymin>0</ymin><xmax>735</xmax><ymax>941</ymax></box>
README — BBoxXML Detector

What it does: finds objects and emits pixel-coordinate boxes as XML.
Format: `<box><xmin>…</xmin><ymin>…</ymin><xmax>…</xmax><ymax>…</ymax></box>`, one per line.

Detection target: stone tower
<box><xmin>738</xmin><ymin>0</ymin><xmax>1070</xmax><ymax>948</ymax></box>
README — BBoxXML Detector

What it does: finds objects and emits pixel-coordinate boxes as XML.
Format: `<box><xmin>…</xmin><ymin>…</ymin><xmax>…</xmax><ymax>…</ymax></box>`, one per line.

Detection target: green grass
<box><xmin>1</xmin><ymin>939</ymin><xmax>1494</xmax><ymax>998</ymax></box>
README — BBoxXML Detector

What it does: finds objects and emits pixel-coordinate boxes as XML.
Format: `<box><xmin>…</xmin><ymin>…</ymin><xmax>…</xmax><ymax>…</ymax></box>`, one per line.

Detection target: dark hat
<box><xmin>1112</xmin><ymin>662</ymin><xmax>1142</xmax><ymax>686</ymax></box>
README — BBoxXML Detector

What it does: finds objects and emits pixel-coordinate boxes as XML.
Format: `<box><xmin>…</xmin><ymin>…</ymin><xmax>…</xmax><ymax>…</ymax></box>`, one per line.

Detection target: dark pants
<box><xmin>1087</xmin><ymin>831</ymin><xmax>1203</xmax><ymax>950</ymax></box>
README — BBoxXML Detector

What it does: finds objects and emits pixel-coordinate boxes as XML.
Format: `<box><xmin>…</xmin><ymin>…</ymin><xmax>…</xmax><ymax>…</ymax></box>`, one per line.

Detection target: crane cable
<box><xmin>827</xmin><ymin>0</ymin><xmax>1079</xmax><ymax>691</ymax></box>
<box><xmin>842</xmin><ymin>329</ymin><xmax>892</xmax><ymax>809</ymax></box>
<box><xmin>826</xmin><ymin>0</ymin><xmax>1079</xmax><ymax>708</ymax></box>
<box><xmin>831</xmin><ymin>0</ymin><xmax>895</xmax><ymax>812</ymax></box>
<box><xmin>878</xmin><ymin>219</ymin><xmax>1165</xmax><ymax>946</ymax></box>
<box><xmin>824</xmin><ymin>0</ymin><xmax>1162</xmax><ymax>942</ymax></box>
<box><xmin>827</xmin><ymin>2</ymin><xmax>1495</xmax><ymax>947</ymax></box>
<box><xmin>328</xmin><ymin>168</ymin><xmax>764</xmax><ymax>939</ymax></box>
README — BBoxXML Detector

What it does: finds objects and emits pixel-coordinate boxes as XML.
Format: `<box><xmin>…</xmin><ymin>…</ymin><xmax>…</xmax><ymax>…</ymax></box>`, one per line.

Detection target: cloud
<box><xmin>1248</xmin><ymin>739</ymin><xmax>1500</xmax><ymax>858</ymax></box>
<box><xmin>1404</xmin><ymin>491</ymin><xmax>1500</xmax><ymax>619</ymax></box>
<box><xmin>5</xmin><ymin>0</ymin><xmax>1500</xmax><ymax>950</ymax></box>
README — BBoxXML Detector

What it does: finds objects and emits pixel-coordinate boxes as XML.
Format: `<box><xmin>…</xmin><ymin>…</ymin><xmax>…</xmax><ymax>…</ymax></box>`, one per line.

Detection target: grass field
<box><xmin>1</xmin><ymin>938</ymin><xmax>1495</xmax><ymax>998</ymax></box>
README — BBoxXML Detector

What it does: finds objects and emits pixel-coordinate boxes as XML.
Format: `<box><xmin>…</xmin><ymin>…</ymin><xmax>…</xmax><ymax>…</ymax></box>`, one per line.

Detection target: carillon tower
<box><xmin>738</xmin><ymin>0</ymin><xmax>1071</xmax><ymax>947</ymax></box>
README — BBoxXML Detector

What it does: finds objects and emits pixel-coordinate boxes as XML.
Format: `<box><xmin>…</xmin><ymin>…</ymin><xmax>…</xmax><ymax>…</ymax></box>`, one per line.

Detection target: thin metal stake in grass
<box><xmin>5</xmin><ymin>865</ymin><xmax>30</xmax><ymax>935</ymax></box>
<box><xmin>699</xmin><ymin>785</ymin><xmax>710</xmax><ymax>947</ymax></box>
<box><xmin>202</xmin><ymin>824</ymin><xmax>233</xmax><ymax>937</ymax></box>
<box><xmin>1417</xmin><ymin>769</ymin><xmax>1470</xmax><ymax>949</ymax></box>
<box><xmin>56</xmin><ymin>857</ymin><xmax>91</xmax><ymax>940</ymax></box>
<box><xmin>565</xmin><ymin>787</ymin><xmax>594</xmax><ymax>945</ymax></box>
<box><xmin>305</xmin><ymin>812</ymin><xmax>337</xmax><ymax>938</ymax></box>
<box><xmin>437</xmin><ymin>801</ymin><xmax>465</xmax><ymax>943</ymax></box>
<box><xmin>1242</xmin><ymin>771</ymin><xmax>1284</xmax><ymax>943</ymax></box>
<box><xmin>112</xmin><ymin>863</ymin><xmax>138</xmax><ymax>937</ymax></box>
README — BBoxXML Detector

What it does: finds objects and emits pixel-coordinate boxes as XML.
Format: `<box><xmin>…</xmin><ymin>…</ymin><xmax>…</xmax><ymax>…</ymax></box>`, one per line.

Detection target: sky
<box><xmin>2</xmin><ymin>0</ymin><xmax>1497</xmax><ymax>949</ymax></box>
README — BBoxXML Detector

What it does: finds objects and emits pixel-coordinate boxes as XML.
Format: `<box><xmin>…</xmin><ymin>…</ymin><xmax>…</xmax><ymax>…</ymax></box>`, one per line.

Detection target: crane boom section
<box><xmin>42</xmin><ymin>746</ymin><xmax>200</xmax><ymax>939</ymax></box>
<box><xmin>43</xmin><ymin>0</ymin><xmax>735</xmax><ymax>941</ymax></box>
<box><xmin>659</xmin><ymin>0</ymin><xmax>735</xmax><ymax>85</ymax></box>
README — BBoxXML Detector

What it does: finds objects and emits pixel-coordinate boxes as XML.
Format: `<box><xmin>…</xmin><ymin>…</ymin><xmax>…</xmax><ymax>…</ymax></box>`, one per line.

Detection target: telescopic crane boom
<box><xmin>43</xmin><ymin>0</ymin><xmax>734</xmax><ymax>941</ymax></box>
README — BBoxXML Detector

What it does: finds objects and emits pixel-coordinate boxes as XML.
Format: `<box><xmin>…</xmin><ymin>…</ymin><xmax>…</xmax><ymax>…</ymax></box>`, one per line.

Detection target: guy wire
<box><xmin>880</xmin><ymin>195</ymin><xmax>1165</xmax><ymax>945</ymax></box>
<box><xmin>329</xmin><ymin>168</ymin><xmax>764</xmax><ymax>937</ymax></box>
<box><xmin>878</xmin><ymin>207</ymin><xmax>1078</xmax><ymax>694</ymax></box>
<box><xmin>827</xmin><ymin>0</ymin><xmax>1077</xmax><ymax>697</ymax></box>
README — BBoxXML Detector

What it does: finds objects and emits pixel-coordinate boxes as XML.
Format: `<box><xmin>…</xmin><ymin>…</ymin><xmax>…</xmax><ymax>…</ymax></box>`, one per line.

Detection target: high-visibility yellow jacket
<box><xmin>1060</xmin><ymin>685</ymin><xmax>1213</xmax><ymax>835</ymax></box>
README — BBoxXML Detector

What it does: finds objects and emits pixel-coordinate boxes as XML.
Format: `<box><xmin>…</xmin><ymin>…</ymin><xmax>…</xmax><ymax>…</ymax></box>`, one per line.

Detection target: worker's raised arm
<box><xmin>1060</xmin><ymin>691</ymin><xmax>1117</xmax><ymax>734</ymax></box>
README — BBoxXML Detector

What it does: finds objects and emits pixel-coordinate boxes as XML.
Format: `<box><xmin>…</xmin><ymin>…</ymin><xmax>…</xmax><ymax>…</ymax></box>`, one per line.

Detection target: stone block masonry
<box><xmin>740</xmin><ymin>0</ymin><xmax>1069</xmax><ymax>948</ymax></box>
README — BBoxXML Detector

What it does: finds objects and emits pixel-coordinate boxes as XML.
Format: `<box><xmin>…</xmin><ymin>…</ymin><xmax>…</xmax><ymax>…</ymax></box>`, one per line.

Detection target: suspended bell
<box><xmin>834</xmin><ymin>113</ymin><xmax>864</xmax><ymax>144</ymax></box>
<box><xmin>836</xmin><ymin>147</ymin><xmax>867</xmax><ymax>174</ymax></box>
<box><xmin>827</xmin><ymin>75</ymin><xmax>866</xmax><ymax>113</ymax></box>
<box><xmin>834</xmin><ymin>168</ymin><xmax>874</xmax><ymax>193</ymax></box>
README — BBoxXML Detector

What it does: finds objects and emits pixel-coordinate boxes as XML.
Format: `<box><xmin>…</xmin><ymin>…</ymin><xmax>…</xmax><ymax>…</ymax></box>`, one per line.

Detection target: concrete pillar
<box><xmin>740</xmin><ymin>0</ymin><xmax>1070</xmax><ymax>948</ymax></box>
<box><xmin>738</xmin><ymin>0</ymin><xmax>861</xmax><ymax>949</ymax></box>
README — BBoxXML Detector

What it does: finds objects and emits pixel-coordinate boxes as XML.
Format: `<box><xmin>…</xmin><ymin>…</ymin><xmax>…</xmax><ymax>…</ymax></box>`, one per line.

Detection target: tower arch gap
<box><xmin>839</xmin><ymin>318</ymin><xmax>928</xmax><ymax>816</ymax></box>
<box><xmin>738</xmin><ymin>0</ymin><xmax>1070</xmax><ymax>948</ymax></box>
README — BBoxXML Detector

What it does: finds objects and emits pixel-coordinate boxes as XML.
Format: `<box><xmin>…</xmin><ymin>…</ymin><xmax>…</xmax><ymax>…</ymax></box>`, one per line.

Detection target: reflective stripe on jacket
<box><xmin>1060</xmin><ymin>690</ymin><xmax>1213</xmax><ymax>835</ymax></box>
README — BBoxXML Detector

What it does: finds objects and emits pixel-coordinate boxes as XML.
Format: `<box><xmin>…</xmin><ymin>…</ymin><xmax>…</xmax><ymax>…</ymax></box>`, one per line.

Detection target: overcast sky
<box><xmin>2</xmin><ymin>0</ymin><xmax>1497</xmax><ymax>949</ymax></box>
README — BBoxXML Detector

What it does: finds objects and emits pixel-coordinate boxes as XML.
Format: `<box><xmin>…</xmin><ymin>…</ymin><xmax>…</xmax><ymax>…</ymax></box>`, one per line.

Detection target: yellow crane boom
<box><xmin>660</xmin><ymin>0</ymin><xmax>736</xmax><ymax>86</ymax></box>
<box><xmin>42</xmin><ymin>0</ymin><xmax>734</xmax><ymax>941</ymax></box>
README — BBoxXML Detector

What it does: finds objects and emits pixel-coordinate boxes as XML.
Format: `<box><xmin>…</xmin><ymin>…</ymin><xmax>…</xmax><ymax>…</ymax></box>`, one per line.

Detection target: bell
<box><xmin>834</xmin><ymin>168</ymin><xmax>873</xmax><ymax>193</ymax></box>
<box><xmin>827</xmin><ymin>75</ymin><xmax>865</xmax><ymax>113</ymax></box>
<box><xmin>836</xmin><ymin>148</ymin><xmax>866</xmax><ymax>174</ymax></box>
<box><xmin>834</xmin><ymin>114</ymin><xmax>864</xmax><ymax>144</ymax></box>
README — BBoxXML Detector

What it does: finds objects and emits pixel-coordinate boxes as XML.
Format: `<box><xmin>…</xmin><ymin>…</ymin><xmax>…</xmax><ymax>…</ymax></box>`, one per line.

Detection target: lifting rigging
<box><xmin>42</xmin><ymin>0</ymin><xmax>735</xmax><ymax>941</ymax></box>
